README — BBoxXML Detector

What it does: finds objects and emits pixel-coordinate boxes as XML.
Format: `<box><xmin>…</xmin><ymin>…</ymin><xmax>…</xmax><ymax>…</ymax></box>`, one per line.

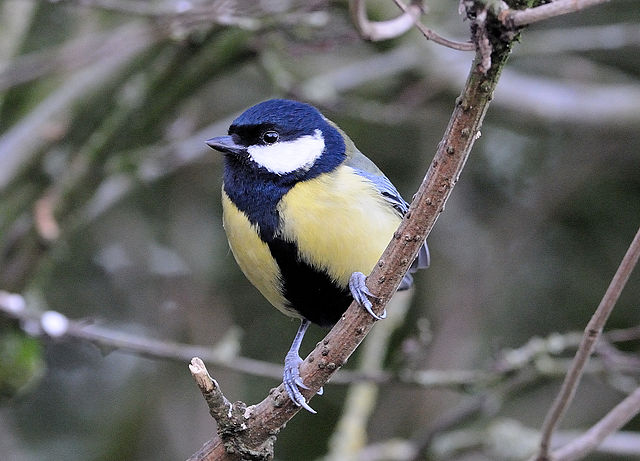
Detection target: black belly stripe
<box><xmin>267</xmin><ymin>238</ymin><xmax>352</xmax><ymax>327</ymax></box>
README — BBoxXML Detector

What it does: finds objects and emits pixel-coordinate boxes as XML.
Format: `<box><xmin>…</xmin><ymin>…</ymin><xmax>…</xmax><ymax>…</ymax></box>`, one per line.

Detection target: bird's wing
<box><xmin>342</xmin><ymin>138</ymin><xmax>408</xmax><ymax>214</ymax></box>
<box><xmin>344</xmin><ymin>144</ymin><xmax>430</xmax><ymax>282</ymax></box>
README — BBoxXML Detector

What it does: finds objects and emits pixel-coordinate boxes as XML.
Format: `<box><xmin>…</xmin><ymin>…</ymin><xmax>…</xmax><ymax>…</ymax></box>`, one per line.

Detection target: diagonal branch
<box><xmin>552</xmin><ymin>386</ymin><xmax>640</xmax><ymax>461</ymax></box>
<box><xmin>534</xmin><ymin>226</ymin><xmax>640</xmax><ymax>461</ymax></box>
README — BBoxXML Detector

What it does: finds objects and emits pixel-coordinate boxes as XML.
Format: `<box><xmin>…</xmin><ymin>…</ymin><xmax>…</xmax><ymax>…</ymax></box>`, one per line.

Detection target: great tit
<box><xmin>206</xmin><ymin>99</ymin><xmax>429</xmax><ymax>412</ymax></box>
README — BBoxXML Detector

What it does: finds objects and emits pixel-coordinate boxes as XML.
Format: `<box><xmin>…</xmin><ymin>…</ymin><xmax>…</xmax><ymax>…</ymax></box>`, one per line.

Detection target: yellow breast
<box><xmin>221</xmin><ymin>190</ymin><xmax>294</xmax><ymax>317</ymax></box>
<box><xmin>277</xmin><ymin>165</ymin><xmax>402</xmax><ymax>288</ymax></box>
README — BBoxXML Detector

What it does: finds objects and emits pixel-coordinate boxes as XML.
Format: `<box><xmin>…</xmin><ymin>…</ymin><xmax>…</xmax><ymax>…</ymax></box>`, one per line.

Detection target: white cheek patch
<box><xmin>247</xmin><ymin>129</ymin><xmax>325</xmax><ymax>175</ymax></box>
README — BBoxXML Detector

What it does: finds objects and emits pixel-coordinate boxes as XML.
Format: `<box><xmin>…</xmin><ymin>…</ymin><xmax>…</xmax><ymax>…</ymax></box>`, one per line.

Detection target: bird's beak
<box><xmin>205</xmin><ymin>135</ymin><xmax>246</xmax><ymax>156</ymax></box>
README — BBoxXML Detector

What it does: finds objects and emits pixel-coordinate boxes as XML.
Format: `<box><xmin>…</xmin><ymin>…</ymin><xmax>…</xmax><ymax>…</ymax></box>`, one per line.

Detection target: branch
<box><xmin>188</xmin><ymin>13</ymin><xmax>519</xmax><ymax>459</ymax></box>
<box><xmin>0</xmin><ymin>22</ymin><xmax>157</xmax><ymax>193</ymax></box>
<box><xmin>0</xmin><ymin>292</ymin><xmax>284</xmax><ymax>380</ymax></box>
<box><xmin>498</xmin><ymin>0</ymin><xmax>612</xmax><ymax>28</ymax></box>
<box><xmin>189</xmin><ymin>358</ymin><xmax>233</xmax><ymax>426</ymax></box>
<box><xmin>393</xmin><ymin>0</ymin><xmax>475</xmax><ymax>51</ymax></box>
<box><xmin>350</xmin><ymin>0</ymin><xmax>422</xmax><ymax>41</ymax></box>
<box><xmin>552</xmin><ymin>387</ymin><xmax>640</xmax><ymax>461</ymax></box>
<box><xmin>535</xmin><ymin>226</ymin><xmax>640</xmax><ymax>461</ymax></box>
<box><xmin>4</xmin><ymin>291</ymin><xmax>637</xmax><ymax>393</ymax></box>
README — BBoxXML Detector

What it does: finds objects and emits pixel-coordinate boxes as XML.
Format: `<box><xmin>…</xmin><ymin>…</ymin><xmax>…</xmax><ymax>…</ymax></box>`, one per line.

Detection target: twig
<box><xmin>189</xmin><ymin>358</ymin><xmax>233</xmax><ymax>424</ymax></box>
<box><xmin>554</xmin><ymin>430</ymin><xmax>640</xmax><ymax>457</ymax></box>
<box><xmin>3</xmin><ymin>289</ymin><xmax>637</xmax><ymax>393</ymax></box>
<box><xmin>499</xmin><ymin>0</ymin><xmax>612</xmax><ymax>28</ymax></box>
<box><xmin>535</xmin><ymin>226</ymin><xmax>640</xmax><ymax>461</ymax></box>
<box><xmin>188</xmin><ymin>359</ymin><xmax>275</xmax><ymax>461</ymax></box>
<box><xmin>393</xmin><ymin>0</ymin><xmax>475</xmax><ymax>51</ymax></box>
<box><xmin>0</xmin><ymin>293</ymin><xmax>283</xmax><ymax>380</ymax></box>
<box><xmin>350</xmin><ymin>0</ymin><xmax>422</xmax><ymax>41</ymax></box>
<box><xmin>551</xmin><ymin>387</ymin><xmax>640</xmax><ymax>461</ymax></box>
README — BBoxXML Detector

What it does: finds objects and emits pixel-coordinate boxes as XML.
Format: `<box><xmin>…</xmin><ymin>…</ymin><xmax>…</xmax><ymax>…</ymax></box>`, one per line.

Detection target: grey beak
<box><xmin>205</xmin><ymin>135</ymin><xmax>246</xmax><ymax>155</ymax></box>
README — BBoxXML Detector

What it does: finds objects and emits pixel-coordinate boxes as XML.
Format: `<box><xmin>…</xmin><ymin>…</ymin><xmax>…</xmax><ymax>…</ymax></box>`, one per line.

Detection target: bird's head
<box><xmin>206</xmin><ymin>99</ymin><xmax>346</xmax><ymax>180</ymax></box>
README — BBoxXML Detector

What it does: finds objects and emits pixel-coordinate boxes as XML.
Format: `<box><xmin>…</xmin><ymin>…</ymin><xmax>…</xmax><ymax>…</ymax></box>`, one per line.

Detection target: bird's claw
<box><xmin>283</xmin><ymin>352</ymin><xmax>316</xmax><ymax>413</ymax></box>
<box><xmin>349</xmin><ymin>271</ymin><xmax>386</xmax><ymax>320</ymax></box>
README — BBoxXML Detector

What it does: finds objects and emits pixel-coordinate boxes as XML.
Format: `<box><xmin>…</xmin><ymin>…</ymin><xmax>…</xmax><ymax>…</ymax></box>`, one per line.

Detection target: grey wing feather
<box><xmin>344</xmin><ymin>147</ymin><xmax>430</xmax><ymax>291</ymax></box>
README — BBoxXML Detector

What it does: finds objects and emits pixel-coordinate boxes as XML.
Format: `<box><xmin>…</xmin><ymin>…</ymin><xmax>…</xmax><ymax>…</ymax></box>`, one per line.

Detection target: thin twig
<box><xmin>350</xmin><ymin>0</ymin><xmax>422</xmax><ymax>41</ymax></box>
<box><xmin>2</xmin><ymin>290</ymin><xmax>637</xmax><ymax>392</ymax></box>
<box><xmin>0</xmin><ymin>294</ymin><xmax>480</xmax><ymax>387</ymax></box>
<box><xmin>499</xmin><ymin>0</ymin><xmax>612</xmax><ymax>28</ymax></box>
<box><xmin>551</xmin><ymin>387</ymin><xmax>640</xmax><ymax>461</ymax></box>
<box><xmin>535</xmin><ymin>226</ymin><xmax>640</xmax><ymax>461</ymax></box>
<box><xmin>393</xmin><ymin>0</ymin><xmax>475</xmax><ymax>51</ymax></box>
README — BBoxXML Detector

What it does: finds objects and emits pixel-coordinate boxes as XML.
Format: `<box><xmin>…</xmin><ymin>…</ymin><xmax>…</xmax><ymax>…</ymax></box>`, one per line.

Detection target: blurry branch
<box><xmin>46</xmin><ymin>0</ymin><xmax>330</xmax><ymax>31</ymax></box>
<box><xmin>497</xmin><ymin>0</ymin><xmax>612</xmax><ymax>28</ymax></box>
<box><xmin>0</xmin><ymin>27</ymin><xmax>140</xmax><ymax>91</ymax></box>
<box><xmin>350</xmin><ymin>439</ymin><xmax>416</xmax><ymax>461</ymax></box>
<box><xmin>0</xmin><ymin>0</ymin><xmax>37</xmax><ymax>108</ymax></box>
<box><xmin>552</xmin><ymin>387</ymin><xmax>640</xmax><ymax>461</ymax></box>
<box><xmin>519</xmin><ymin>23</ymin><xmax>640</xmax><ymax>55</ymax></box>
<box><xmin>393</xmin><ymin>0</ymin><xmax>475</xmax><ymax>51</ymax></box>
<box><xmin>349</xmin><ymin>0</ymin><xmax>474</xmax><ymax>50</ymax></box>
<box><xmin>350</xmin><ymin>0</ymin><xmax>422</xmax><ymax>41</ymax></box>
<box><xmin>0</xmin><ymin>23</ymin><xmax>157</xmax><ymax>192</ymax></box>
<box><xmin>0</xmin><ymin>291</ymin><xmax>280</xmax><ymax>380</ymax></box>
<box><xmin>11</xmin><ymin>289</ymin><xmax>632</xmax><ymax>390</ymax></box>
<box><xmin>0</xmin><ymin>289</ymin><xmax>474</xmax><ymax>388</ymax></box>
<box><xmin>535</xmin><ymin>226</ymin><xmax>640</xmax><ymax>461</ymax></box>
<box><xmin>0</xmin><ymin>23</ymin><xmax>159</xmax><ymax>292</ymax></box>
<box><xmin>458</xmin><ymin>47</ymin><xmax>640</xmax><ymax>124</ymax></box>
<box><xmin>2</xmin><ymin>3</ymin><xmax>330</xmax><ymax>92</ymax></box>
<box><xmin>326</xmin><ymin>292</ymin><xmax>413</xmax><ymax>460</ymax></box>
<box><xmin>295</xmin><ymin>42</ymin><xmax>640</xmax><ymax>125</ymax></box>
<box><xmin>298</xmin><ymin>45</ymin><xmax>421</xmax><ymax>103</ymax></box>
<box><xmin>414</xmin><ymin>420</ymin><xmax>640</xmax><ymax>460</ymax></box>
<box><xmin>46</xmin><ymin>0</ymin><xmax>256</xmax><ymax>26</ymax></box>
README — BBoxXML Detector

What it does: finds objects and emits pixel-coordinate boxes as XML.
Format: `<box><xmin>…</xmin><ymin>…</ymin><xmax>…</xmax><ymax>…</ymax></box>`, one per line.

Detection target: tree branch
<box><xmin>350</xmin><ymin>0</ymin><xmax>422</xmax><ymax>42</ymax></box>
<box><xmin>552</xmin><ymin>387</ymin><xmax>640</xmax><ymax>461</ymax></box>
<box><xmin>393</xmin><ymin>0</ymin><xmax>475</xmax><ymax>51</ymax></box>
<box><xmin>498</xmin><ymin>0</ymin><xmax>612</xmax><ymax>28</ymax></box>
<box><xmin>535</xmin><ymin>226</ymin><xmax>640</xmax><ymax>461</ymax></box>
<box><xmin>3</xmin><ymin>290</ymin><xmax>636</xmax><ymax>393</ymax></box>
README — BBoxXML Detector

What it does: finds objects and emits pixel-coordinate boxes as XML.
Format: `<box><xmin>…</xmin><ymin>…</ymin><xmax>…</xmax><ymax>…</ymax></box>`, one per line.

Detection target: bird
<box><xmin>206</xmin><ymin>99</ymin><xmax>429</xmax><ymax>412</ymax></box>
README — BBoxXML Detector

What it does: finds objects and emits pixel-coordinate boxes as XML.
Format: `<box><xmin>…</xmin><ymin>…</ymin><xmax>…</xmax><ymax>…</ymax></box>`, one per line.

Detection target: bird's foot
<box><xmin>283</xmin><ymin>351</ymin><xmax>317</xmax><ymax>413</ymax></box>
<box><xmin>349</xmin><ymin>271</ymin><xmax>386</xmax><ymax>320</ymax></box>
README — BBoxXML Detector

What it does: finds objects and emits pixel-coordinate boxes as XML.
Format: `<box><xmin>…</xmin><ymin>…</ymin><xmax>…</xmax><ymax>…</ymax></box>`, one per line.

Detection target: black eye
<box><xmin>262</xmin><ymin>130</ymin><xmax>279</xmax><ymax>144</ymax></box>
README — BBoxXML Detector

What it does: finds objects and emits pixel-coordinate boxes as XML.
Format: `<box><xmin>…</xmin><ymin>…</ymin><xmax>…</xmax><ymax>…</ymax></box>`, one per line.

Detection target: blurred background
<box><xmin>0</xmin><ymin>1</ymin><xmax>639</xmax><ymax>460</ymax></box>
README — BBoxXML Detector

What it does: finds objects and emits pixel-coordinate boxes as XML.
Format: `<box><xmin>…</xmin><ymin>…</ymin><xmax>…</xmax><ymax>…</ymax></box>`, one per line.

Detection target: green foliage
<box><xmin>0</xmin><ymin>325</ymin><xmax>44</xmax><ymax>399</ymax></box>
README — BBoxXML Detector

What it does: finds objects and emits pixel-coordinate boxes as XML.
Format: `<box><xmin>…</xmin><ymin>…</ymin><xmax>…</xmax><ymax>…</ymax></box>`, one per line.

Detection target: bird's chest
<box><xmin>221</xmin><ymin>166</ymin><xmax>401</xmax><ymax>326</ymax></box>
<box><xmin>276</xmin><ymin>166</ymin><xmax>402</xmax><ymax>285</ymax></box>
